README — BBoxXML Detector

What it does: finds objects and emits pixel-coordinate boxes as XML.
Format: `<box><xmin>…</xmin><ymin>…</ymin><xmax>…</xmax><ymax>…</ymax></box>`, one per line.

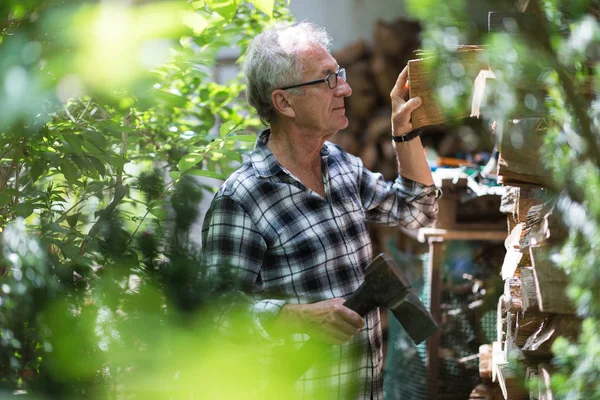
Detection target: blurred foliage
<box><xmin>405</xmin><ymin>0</ymin><xmax>600</xmax><ymax>398</ymax></box>
<box><xmin>0</xmin><ymin>0</ymin><xmax>300</xmax><ymax>398</ymax></box>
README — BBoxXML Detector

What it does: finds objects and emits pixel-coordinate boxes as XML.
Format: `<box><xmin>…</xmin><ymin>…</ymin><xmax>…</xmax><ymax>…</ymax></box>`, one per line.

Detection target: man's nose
<box><xmin>335</xmin><ymin>79</ymin><xmax>352</xmax><ymax>97</ymax></box>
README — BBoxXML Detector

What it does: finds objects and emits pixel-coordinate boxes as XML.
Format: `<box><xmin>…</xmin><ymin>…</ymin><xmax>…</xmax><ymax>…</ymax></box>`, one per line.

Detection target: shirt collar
<box><xmin>250</xmin><ymin>129</ymin><xmax>331</xmax><ymax>178</ymax></box>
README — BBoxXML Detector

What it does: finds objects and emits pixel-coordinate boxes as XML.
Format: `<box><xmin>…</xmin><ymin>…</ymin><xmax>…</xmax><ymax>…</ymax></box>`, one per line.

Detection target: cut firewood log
<box><xmin>516</xmin><ymin>186</ymin><xmax>547</xmax><ymax>223</ymax></box>
<box><xmin>491</xmin><ymin>340</ymin><xmax>505</xmax><ymax>383</ymax></box>
<box><xmin>366</xmin><ymin>111</ymin><xmax>392</xmax><ymax>142</ymax></box>
<box><xmin>505</xmin><ymin>309</ymin><xmax>519</xmax><ymax>357</ymax></box>
<box><xmin>529</xmin><ymin>246</ymin><xmax>575</xmax><ymax>314</ymax></box>
<box><xmin>496</xmin><ymin>361</ymin><xmax>529</xmax><ymax>400</ymax></box>
<box><xmin>500</xmin><ymin>186</ymin><xmax>519</xmax><ymax>217</ymax></box>
<box><xmin>497</xmin><ymin>118</ymin><xmax>552</xmax><ymax>186</ymax></box>
<box><xmin>331</xmin><ymin>38</ymin><xmax>370</xmax><ymax>67</ymax></box>
<box><xmin>479</xmin><ymin>344</ymin><xmax>493</xmax><ymax>381</ymax></box>
<box><xmin>469</xmin><ymin>383</ymin><xmax>504</xmax><ymax>400</ymax></box>
<box><xmin>501</xmin><ymin>223</ymin><xmax>524</xmax><ymax>280</ymax></box>
<box><xmin>522</xmin><ymin>315</ymin><xmax>581</xmax><ymax>356</ymax></box>
<box><xmin>371</xmin><ymin>53</ymin><xmax>402</xmax><ymax>103</ymax></box>
<box><xmin>515</xmin><ymin>310</ymin><xmax>551</xmax><ymax>346</ymax></box>
<box><xmin>504</xmin><ymin>276</ymin><xmax>523</xmax><ymax>313</ymax></box>
<box><xmin>538</xmin><ymin>363</ymin><xmax>554</xmax><ymax>400</ymax></box>
<box><xmin>525</xmin><ymin>367</ymin><xmax>539</xmax><ymax>400</ymax></box>
<box><xmin>360</xmin><ymin>143</ymin><xmax>378</xmax><ymax>171</ymax></box>
<box><xmin>497</xmin><ymin>295</ymin><xmax>507</xmax><ymax>344</ymax></box>
<box><xmin>408</xmin><ymin>46</ymin><xmax>488</xmax><ymax>128</ymax></box>
<box><xmin>372</xmin><ymin>19</ymin><xmax>421</xmax><ymax>58</ymax></box>
<box><xmin>520</xmin><ymin>202</ymin><xmax>568</xmax><ymax>249</ymax></box>
<box><xmin>332</xmin><ymin>129</ymin><xmax>361</xmax><ymax>156</ymax></box>
<box><xmin>519</xmin><ymin>266</ymin><xmax>539</xmax><ymax>312</ymax></box>
<box><xmin>346</xmin><ymin>61</ymin><xmax>379</xmax><ymax>120</ymax></box>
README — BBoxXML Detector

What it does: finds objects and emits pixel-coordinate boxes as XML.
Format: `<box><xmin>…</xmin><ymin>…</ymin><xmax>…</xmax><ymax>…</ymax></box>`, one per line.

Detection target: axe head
<box><xmin>347</xmin><ymin>253</ymin><xmax>438</xmax><ymax>345</ymax></box>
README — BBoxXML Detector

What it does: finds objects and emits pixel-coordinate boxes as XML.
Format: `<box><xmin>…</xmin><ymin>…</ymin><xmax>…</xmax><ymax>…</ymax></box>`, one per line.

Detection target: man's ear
<box><xmin>271</xmin><ymin>89</ymin><xmax>296</xmax><ymax>119</ymax></box>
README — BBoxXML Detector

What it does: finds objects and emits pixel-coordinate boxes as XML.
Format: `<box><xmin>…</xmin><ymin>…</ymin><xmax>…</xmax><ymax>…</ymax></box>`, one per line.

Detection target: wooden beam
<box><xmin>418</xmin><ymin>228</ymin><xmax>507</xmax><ymax>243</ymax></box>
<box><xmin>427</xmin><ymin>238</ymin><xmax>444</xmax><ymax>400</ymax></box>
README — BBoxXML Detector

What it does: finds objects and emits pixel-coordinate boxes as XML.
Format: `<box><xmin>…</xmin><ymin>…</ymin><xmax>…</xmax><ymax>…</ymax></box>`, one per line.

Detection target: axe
<box><xmin>283</xmin><ymin>253</ymin><xmax>438</xmax><ymax>381</ymax></box>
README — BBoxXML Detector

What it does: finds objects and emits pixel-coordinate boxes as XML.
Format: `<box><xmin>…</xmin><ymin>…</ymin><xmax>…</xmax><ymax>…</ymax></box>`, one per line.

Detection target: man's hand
<box><xmin>275</xmin><ymin>299</ymin><xmax>365</xmax><ymax>345</ymax></box>
<box><xmin>390</xmin><ymin>65</ymin><xmax>422</xmax><ymax>136</ymax></box>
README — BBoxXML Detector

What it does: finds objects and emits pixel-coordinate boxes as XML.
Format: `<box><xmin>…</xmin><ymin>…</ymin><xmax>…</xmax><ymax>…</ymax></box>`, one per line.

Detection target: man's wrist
<box><xmin>392</xmin><ymin>129</ymin><xmax>421</xmax><ymax>143</ymax></box>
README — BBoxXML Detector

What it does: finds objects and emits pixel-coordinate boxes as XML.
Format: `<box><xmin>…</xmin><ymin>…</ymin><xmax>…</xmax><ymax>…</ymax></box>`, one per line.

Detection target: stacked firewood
<box><xmin>476</xmin><ymin>119</ymin><xmax>581</xmax><ymax>399</ymax></box>
<box><xmin>331</xmin><ymin>18</ymin><xmax>422</xmax><ymax>182</ymax></box>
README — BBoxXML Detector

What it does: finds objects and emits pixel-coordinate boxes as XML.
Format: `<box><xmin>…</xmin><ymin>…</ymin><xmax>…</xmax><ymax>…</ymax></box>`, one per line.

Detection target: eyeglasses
<box><xmin>280</xmin><ymin>68</ymin><xmax>346</xmax><ymax>91</ymax></box>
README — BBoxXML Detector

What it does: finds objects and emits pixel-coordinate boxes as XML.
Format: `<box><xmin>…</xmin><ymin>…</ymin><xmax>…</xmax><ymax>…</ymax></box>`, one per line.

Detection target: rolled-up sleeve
<box><xmin>358</xmin><ymin>166</ymin><xmax>441</xmax><ymax>229</ymax></box>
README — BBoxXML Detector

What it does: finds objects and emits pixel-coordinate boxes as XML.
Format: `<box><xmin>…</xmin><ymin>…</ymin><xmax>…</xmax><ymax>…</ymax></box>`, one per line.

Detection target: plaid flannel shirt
<box><xmin>201</xmin><ymin>129</ymin><xmax>440</xmax><ymax>399</ymax></box>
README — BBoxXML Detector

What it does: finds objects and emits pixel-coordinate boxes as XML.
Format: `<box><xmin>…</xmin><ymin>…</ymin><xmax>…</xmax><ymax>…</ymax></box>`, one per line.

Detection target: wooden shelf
<box><xmin>416</xmin><ymin>228</ymin><xmax>507</xmax><ymax>243</ymax></box>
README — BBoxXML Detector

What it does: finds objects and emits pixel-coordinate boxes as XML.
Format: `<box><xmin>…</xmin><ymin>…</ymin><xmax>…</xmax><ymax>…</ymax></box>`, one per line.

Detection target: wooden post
<box><xmin>427</xmin><ymin>237</ymin><xmax>444</xmax><ymax>400</ymax></box>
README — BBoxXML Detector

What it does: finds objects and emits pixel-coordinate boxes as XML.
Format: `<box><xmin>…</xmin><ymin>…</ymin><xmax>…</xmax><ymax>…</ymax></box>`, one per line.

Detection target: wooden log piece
<box><xmin>519</xmin><ymin>266</ymin><xmax>539</xmax><ymax>312</ymax></box>
<box><xmin>538</xmin><ymin>363</ymin><xmax>554</xmax><ymax>400</ymax></box>
<box><xmin>497</xmin><ymin>119</ymin><xmax>552</xmax><ymax>186</ymax></box>
<box><xmin>522</xmin><ymin>315</ymin><xmax>581</xmax><ymax>356</ymax></box>
<box><xmin>372</xmin><ymin>19</ymin><xmax>421</xmax><ymax>58</ymax></box>
<box><xmin>366</xmin><ymin>111</ymin><xmax>392</xmax><ymax>142</ymax></box>
<box><xmin>479</xmin><ymin>344</ymin><xmax>493</xmax><ymax>381</ymax></box>
<box><xmin>516</xmin><ymin>186</ymin><xmax>547</xmax><ymax>223</ymax></box>
<box><xmin>530</xmin><ymin>246</ymin><xmax>575</xmax><ymax>314</ymax></box>
<box><xmin>525</xmin><ymin>366</ymin><xmax>540</xmax><ymax>400</ymax></box>
<box><xmin>491</xmin><ymin>340</ymin><xmax>505</xmax><ymax>383</ymax></box>
<box><xmin>371</xmin><ymin>53</ymin><xmax>402</xmax><ymax>102</ymax></box>
<box><xmin>500</xmin><ymin>186</ymin><xmax>519</xmax><ymax>217</ymax></box>
<box><xmin>501</xmin><ymin>223</ymin><xmax>524</xmax><ymax>280</ymax></box>
<box><xmin>345</xmin><ymin>61</ymin><xmax>379</xmax><ymax>120</ymax></box>
<box><xmin>408</xmin><ymin>46</ymin><xmax>488</xmax><ymax>129</ymax></box>
<box><xmin>360</xmin><ymin>144</ymin><xmax>378</xmax><ymax>171</ymax></box>
<box><xmin>496</xmin><ymin>362</ymin><xmax>529</xmax><ymax>400</ymax></box>
<box><xmin>332</xmin><ymin>129</ymin><xmax>361</xmax><ymax>156</ymax></box>
<box><xmin>332</xmin><ymin>38</ymin><xmax>369</xmax><ymax>67</ymax></box>
<box><xmin>515</xmin><ymin>311</ymin><xmax>551</xmax><ymax>347</ymax></box>
<box><xmin>469</xmin><ymin>383</ymin><xmax>504</xmax><ymax>400</ymax></box>
<box><xmin>504</xmin><ymin>276</ymin><xmax>523</xmax><ymax>313</ymax></box>
<box><xmin>497</xmin><ymin>295</ymin><xmax>507</xmax><ymax>344</ymax></box>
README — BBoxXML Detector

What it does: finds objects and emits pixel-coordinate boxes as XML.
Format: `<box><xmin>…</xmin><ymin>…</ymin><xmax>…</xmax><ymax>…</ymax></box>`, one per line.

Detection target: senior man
<box><xmin>201</xmin><ymin>22</ymin><xmax>439</xmax><ymax>399</ymax></box>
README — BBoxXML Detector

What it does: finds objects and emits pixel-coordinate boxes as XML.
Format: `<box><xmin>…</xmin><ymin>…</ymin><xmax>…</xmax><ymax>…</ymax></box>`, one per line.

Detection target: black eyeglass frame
<box><xmin>280</xmin><ymin>68</ymin><xmax>346</xmax><ymax>91</ymax></box>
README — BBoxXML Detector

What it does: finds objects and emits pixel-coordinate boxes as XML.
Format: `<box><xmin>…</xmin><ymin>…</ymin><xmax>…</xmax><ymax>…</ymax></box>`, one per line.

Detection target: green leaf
<box><xmin>71</xmin><ymin>155</ymin><xmax>93</xmax><ymax>173</ymax></box>
<box><xmin>207</xmin><ymin>0</ymin><xmax>240</xmax><ymax>21</ymax></box>
<box><xmin>47</xmin><ymin>222</ymin><xmax>69</xmax><ymax>234</ymax></box>
<box><xmin>250</xmin><ymin>0</ymin><xmax>274</xmax><ymax>17</ymax></box>
<box><xmin>60</xmin><ymin>159</ymin><xmax>80</xmax><ymax>184</ymax></box>
<box><xmin>209</xmin><ymin>148</ymin><xmax>242</xmax><ymax>163</ymax></box>
<box><xmin>186</xmin><ymin>168</ymin><xmax>225</xmax><ymax>180</ymax></box>
<box><xmin>227</xmin><ymin>134</ymin><xmax>257</xmax><ymax>142</ymax></box>
<box><xmin>66</xmin><ymin>213</ymin><xmax>81</xmax><ymax>229</ymax></box>
<box><xmin>169</xmin><ymin>171</ymin><xmax>182</xmax><ymax>180</ymax></box>
<box><xmin>14</xmin><ymin>203</ymin><xmax>35</xmax><ymax>218</ymax></box>
<box><xmin>177</xmin><ymin>153</ymin><xmax>205</xmax><ymax>172</ymax></box>
<box><xmin>219</xmin><ymin>120</ymin><xmax>238</xmax><ymax>137</ymax></box>
<box><xmin>87</xmin><ymin>156</ymin><xmax>107</xmax><ymax>177</ymax></box>
<box><xmin>62</xmin><ymin>133</ymin><xmax>83</xmax><ymax>153</ymax></box>
<box><xmin>83</xmin><ymin>130</ymin><xmax>108</xmax><ymax>150</ymax></box>
<box><xmin>60</xmin><ymin>244</ymin><xmax>81</xmax><ymax>259</ymax></box>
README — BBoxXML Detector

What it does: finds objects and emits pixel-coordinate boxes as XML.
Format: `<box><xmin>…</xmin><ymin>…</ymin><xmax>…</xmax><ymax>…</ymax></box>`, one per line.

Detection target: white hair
<box><xmin>242</xmin><ymin>22</ymin><xmax>333</xmax><ymax>125</ymax></box>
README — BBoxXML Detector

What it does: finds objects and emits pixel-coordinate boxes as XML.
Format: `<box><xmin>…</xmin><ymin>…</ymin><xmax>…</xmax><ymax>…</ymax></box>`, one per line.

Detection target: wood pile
<box><xmin>331</xmin><ymin>18</ymin><xmax>423</xmax><ymax>183</ymax></box>
<box><xmin>477</xmin><ymin>137</ymin><xmax>581</xmax><ymax>399</ymax></box>
<box><xmin>331</xmin><ymin>18</ymin><xmax>425</xmax><ymax>255</ymax></box>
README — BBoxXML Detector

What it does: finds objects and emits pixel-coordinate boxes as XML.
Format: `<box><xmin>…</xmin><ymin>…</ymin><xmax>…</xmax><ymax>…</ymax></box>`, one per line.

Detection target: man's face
<box><xmin>291</xmin><ymin>43</ymin><xmax>352</xmax><ymax>138</ymax></box>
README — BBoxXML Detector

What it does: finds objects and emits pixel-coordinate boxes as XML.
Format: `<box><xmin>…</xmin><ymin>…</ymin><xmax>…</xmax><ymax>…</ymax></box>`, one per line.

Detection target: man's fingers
<box><xmin>337</xmin><ymin>307</ymin><xmax>365</xmax><ymax>330</ymax></box>
<box><xmin>391</xmin><ymin>65</ymin><xmax>410</xmax><ymax>99</ymax></box>
<box><xmin>404</xmin><ymin>96</ymin><xmax>422</xmax><ymax>112</ymax></box>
